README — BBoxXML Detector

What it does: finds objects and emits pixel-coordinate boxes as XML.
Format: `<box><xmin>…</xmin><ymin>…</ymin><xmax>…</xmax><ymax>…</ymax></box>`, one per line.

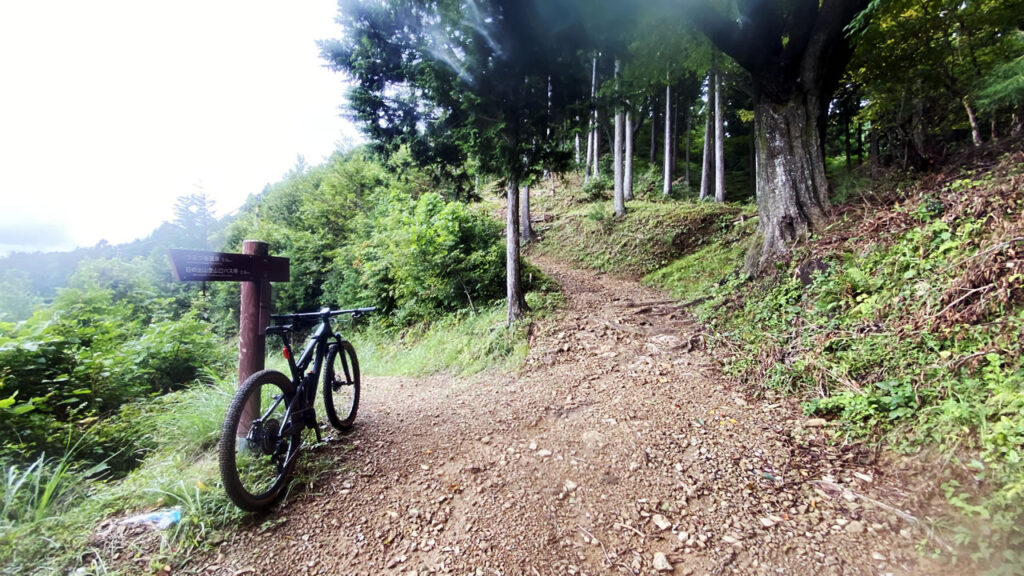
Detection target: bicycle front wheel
<box><xmin>323</xmin><ymin>340</ymin><xmax>360</xmax><ymax>431</ymax></box>
<box><xmin>219</xmin><ymin>370</ymin><xmax>301</xmax><ymax>511</ymax></box>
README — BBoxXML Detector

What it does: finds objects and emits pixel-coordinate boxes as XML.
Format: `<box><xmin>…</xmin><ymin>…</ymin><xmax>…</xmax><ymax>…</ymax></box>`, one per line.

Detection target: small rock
<box><xmin>653</xmin><ymin>552</ymin><xmax>673</xmax><ymax>572</ymax></box>
<box><xmin>481</xmin><ymin>436</ymin><xmax>490</xmax><ymax>444</ymax></box>
<box><xmin>564</xmin><ymin>480</ymin><xmax>579</xmax><ymax>492</ymax></box>
<box><xmin>871</xmin><ymin>552</ymin><xmax>887</xmax><ymax>561</ymax></box>
<box><xmin>804</xmin><ymin>418</ymin><xmax>827</xmax><ymax>428</ymax></box>
<box><xmin>536</xmin><ymin>449</ymin><xmax>553</xmax><ymax>458</ymax></box>
<box><xmin>677</xmin><ymin>531</ymin><xmax>690</xmax><ymax>542</ymax></box>
<box><xmin>529</xmin><ymin>441</ymin><xmax>538</xmax><ymax>451</ymax></box>
<box><xmin>846</xmin><ymin>521</ymin><xmax>865</xmax><ymax>535</ymax></box>
<box><xmin>652</xmin><ymin>514</ymin><xmax>672</xmax><ymax>531</ymax></box>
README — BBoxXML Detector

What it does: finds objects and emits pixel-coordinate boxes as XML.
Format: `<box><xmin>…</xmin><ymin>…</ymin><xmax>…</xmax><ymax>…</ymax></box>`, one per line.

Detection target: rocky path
<box><xmin>176</xmin><ymin>257</ymin><xmax>940</xmax><ymax>576</ymax></box>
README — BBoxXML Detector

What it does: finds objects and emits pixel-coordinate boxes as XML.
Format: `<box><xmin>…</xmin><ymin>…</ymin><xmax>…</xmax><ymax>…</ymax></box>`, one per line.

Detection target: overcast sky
<box><xmin>0</xmin><ymin>0</ymin><xmax>360</xmax><ymax>256</ymax></box>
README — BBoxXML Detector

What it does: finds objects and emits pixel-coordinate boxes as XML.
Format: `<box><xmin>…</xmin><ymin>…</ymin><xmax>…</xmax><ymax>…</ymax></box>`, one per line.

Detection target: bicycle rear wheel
<box><xmin>323</xmin><ymin>340</ymin><xmax>360</xmax><ymax>431</ymax></box>
<box><xmin>219</xmin><ymin>370</ymin><xmax>301</xmax><ymax>511</ymax></box>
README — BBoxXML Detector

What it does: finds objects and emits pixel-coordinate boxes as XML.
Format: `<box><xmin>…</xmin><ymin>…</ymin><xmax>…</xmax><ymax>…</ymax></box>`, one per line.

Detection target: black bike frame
<box><xmin>265</xmin><ymin>307</ymin><xmax>373</xmax><ymax>441</ymax></box>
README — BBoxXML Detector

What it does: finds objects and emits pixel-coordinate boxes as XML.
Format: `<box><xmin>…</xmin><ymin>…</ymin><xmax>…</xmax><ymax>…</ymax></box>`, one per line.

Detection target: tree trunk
<box><xmin>844</xmin><ymin>114</ymin><xmax>852</xmax><ymax>171</ymax></box>
<box><xmin>663</xmin><ymin>83</ymin><xmax>673</xmax><ymax>196</ymax></box>
<box><xmin>520</xmin><ymin>184</ymin><xmax>532</xmax><ymax>244</ymax></box>
<box><xmin>506</xmin><ymin>178</ymin><xmax>528</xmax><ymax>325</ymax></box>
<box><xmin>614</xmin><ymin>110</ymin><xmax>625</xmax><ymax>217</ymax></box>
<box><xmin>575</xmin><ymin>132</ymin><xmax>581</xmax><ymax>165</ymax></box>
<box><xmin>714</xmin><ymin>68</ymin><xmax>725</xmax><ymax>203</ymax></box>
<box><xmin>650</xmin><ymin>98</ymin><xmax>657</xmax><ymax>165</ymax></box>
<box><xmin>684</xmin><ymin>107</ymin><xmax>691</xmax><ymax>189</ymax></box>
<box><xmin>1012</xmin><ymin>110</ymin><xmax>1023</xmax><ymax>137</ymax></box>
<box><xmin>745</xmin><ymin>95</ymin><xmax>830</xmax><ymax>275</ymax></box>
<box><xmin>625</xmin><ymin>109</ymin><xmax>634</xmax><ymax>202</ymax></box>
<box><xmin>671</xmin><ymin>91</ymin><xmax>679</xmax><ymax>176</ymax></box>
<box><xmin>962</xmin><ymin>97</ymin><xmax>983</xmax><ymax>147</ymax></box>
<box><xmin>592</xmin><ymin>110</ymin><xmax>600</xmax><ymax>177</ymax></box>
<box><xmin>700</xmin><ymin>74</ymin><xmax>713</xmax><ymax>201</ymax></box>
<box><xmin>856</xmin><ymin>121</ymin><xmax>863</xmax><ymax>164</ymax></box>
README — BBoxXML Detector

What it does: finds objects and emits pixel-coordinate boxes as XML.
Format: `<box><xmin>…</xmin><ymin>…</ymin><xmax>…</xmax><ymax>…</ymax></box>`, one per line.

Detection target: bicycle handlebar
<box><xmin>270</xmin><ymin>306</ymin><xmax>376</xmax><ymax>323</ymax></box>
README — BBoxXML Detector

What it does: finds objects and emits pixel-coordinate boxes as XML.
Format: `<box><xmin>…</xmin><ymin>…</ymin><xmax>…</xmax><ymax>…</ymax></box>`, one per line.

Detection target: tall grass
<box><xmin>350</xmin><ymin>297</ymin><xmax>550</xmax><ymax>376</ymax></box>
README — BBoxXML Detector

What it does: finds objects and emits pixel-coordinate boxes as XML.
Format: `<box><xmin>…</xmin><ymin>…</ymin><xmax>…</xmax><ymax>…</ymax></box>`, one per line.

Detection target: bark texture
<box><xmin>699</xmin><ymin>76</ymin><xmax>713</xmax><ymax>201</ymax></box>
<box><xmin>625</xmin><ymin>110</ymin><xmax>634</xmax><ymax>202</ymax></box>
<box><xmin>506</xmin><ymin>179</ymin><xmax>528</xmax><ymax>325</ymax></box>
<box><xmin>613</xmin><ymin>109</ymin><xmax>625</xmax><ymax>217</ymax></box>
<box><xmin>747</xmin><ymin>96</ymin><xmax>830</xmax><ymax>272</ymax></box>
<box><xmin>520</xmin><ymin>184</ymin><xmax>532</xmax><ymax>244</ymax></box>
<box><xmin>714</xmin><ymin>68</ymin><xmax>725</xmax><ymax>203</ymax></box>
<box><xmin>663</xmin><ymin>84</ymin><xmax>673</xmax><ymax>196</ymax></box>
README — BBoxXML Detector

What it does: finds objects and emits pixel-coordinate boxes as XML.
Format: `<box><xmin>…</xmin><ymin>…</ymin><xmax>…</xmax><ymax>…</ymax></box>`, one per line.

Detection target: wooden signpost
<box><xmin>169</xmin><ymin>241</ymin><xmax>289</xmax><ymax>431</ymax></box>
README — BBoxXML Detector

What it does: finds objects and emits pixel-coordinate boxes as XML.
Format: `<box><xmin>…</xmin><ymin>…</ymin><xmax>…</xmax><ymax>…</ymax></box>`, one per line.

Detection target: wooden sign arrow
<box><xmin>168</xmin><ymin>249</ymin><xmax>289</xmax><ymax>282</ymax></box>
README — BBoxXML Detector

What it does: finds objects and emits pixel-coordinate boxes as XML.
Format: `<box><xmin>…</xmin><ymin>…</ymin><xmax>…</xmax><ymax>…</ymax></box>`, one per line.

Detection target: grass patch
<box><xmin>352</xmin><ymin>289</ymin><xmax>561</xmax><ymax>377</ymax></box>
<box><xmin>536</xmin><ymin>198</ymin><xmax>750</xmax><ymax>277</ymax></box>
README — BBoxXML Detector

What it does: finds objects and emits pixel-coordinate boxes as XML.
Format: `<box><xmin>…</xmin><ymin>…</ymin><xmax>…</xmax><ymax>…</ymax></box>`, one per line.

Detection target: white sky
<box><xmin>0</xmin><ymin>0</ymin><xmax>360</xmax><ymax>256</ymax></box>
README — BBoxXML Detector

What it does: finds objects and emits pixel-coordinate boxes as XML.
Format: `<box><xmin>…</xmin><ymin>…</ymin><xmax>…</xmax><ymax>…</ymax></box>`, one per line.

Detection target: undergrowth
<box><xmin>677</xmin><ymin>152</ymin><xmax>1023</xmax><ymax>572</ymax></box>
<box><xmin>534</xmin><ymin>193</ymin><xmax>748</xmax><ymax>276</ymax></box>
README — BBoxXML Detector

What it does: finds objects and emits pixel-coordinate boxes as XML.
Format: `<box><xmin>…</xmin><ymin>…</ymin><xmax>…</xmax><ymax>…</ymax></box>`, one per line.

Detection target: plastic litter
<box><xmin>118</xmin><ymin>506</ymin><xmax>182</xmax><ymax>530</ymax></box>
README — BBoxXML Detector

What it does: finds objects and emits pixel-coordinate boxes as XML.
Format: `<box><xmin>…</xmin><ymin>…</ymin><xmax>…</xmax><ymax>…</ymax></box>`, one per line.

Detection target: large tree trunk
<box><xmin>746</xmin><ymin>95</ymin><xmax>830</xmax><ymax>274</ymax></box>
<box><xmin>663</xmin><ymin>83</ymin><xmax>673</xmax><ymax>196</ymax></box>
<box><xmin>506</xmin><ymin>177</ymin><xmax>528</xmax><ymax>325</ymax></box>
<box><xmin>688</xmin><ymin>0</ymin><xmax>870</xmax><ymax>276</ymax></box>
<box><xmin>625</xmin><ymin>109</ymin><xmax>634</xmax><ymax>202</ymax></box>
<box><xmin>714</xmin><ymin>68</ymin><xmax>725</xmax><ymax>203</ymax></box>
<box><xmin>520</xmin><ymin>184</ymin><xmax>532</xmax><ymax>244</ymax></box>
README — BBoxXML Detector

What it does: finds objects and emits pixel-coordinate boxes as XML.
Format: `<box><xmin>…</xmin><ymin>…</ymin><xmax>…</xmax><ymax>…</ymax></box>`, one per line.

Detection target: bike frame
<box><xmin>263</xmin><ymin>307</ymin><xmax>372</xmax><ymax>442</ymax></box>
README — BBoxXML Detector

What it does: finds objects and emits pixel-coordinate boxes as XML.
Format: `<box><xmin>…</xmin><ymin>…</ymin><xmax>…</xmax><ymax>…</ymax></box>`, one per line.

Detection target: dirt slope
<box><xmin>146</xmin><ymin>257</ymin><xmax>947</xmax><ymax>576</ymax></box>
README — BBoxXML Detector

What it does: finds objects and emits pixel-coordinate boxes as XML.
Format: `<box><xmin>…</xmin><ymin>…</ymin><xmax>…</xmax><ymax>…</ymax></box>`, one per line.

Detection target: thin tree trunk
<box><xmin>663</xmin><ymin>83</ymin><xmax>673</xmax><ymax>196</ymax></box>
<box><xmin>506</xmin><ymin>177</ymin><xmax>528</xmax><ymax>325</ymax></box>
<box><xmin>575</xmin><ymin>132</ymin><xmax>581</xmax><ymax>165</ymax></box>
<box><xmin>671</xmin><ymin>91</ymin><xmax>679</xmax><ymax>176</ymax></box>
<box><xmin>962</xmin><ymin>96</ymin><xmax>983</xmax><ymax>147</ymax></box>
<box><xmin>592</xmin><ymin>110</ymin><xmax>600</xmax><ymax>177</ymax></box>
<box><xmin>625</xmin><ymin>109</ymin><xmax>634</xmax><ymax>201</ymax></box>
<box><xmin>714</xmin><ymin>67</ymin><xmax>725</xmax><ymax>203</ymax></box>
<box><xmin>584</xmin><ymin>56</ymin><xmax>598</xmax><ymax>183</ymax></box>
<box><xmin>1012</xmin><ymin>110</ymin><xmax>1023</xmax><ymax>137</ymax></box>
<box><xmin>650</xmin><ymin>96</ymin><xmax>657</xmax><ymax>164</ymax></box>
<box><xmin>613</xmin><ymin>59</ymin><xmax>625</xmax><ymax>218</ymax></box>
<box><xmin>844</xmin><ymin>114</ymin><xmax>852</xmax><ymax>171</ymax></box>
<box><xmin>520</xmin><ymin>184</ymin><xmax>532</xmax><ymax>244</ymax></box>
<box><xmin>856</xmin><ymin>122</ymin><xmax>863</xmax><ymax>164</ymax></box>
<box><xmin>991</xmin><ymin>115</ymin><xmax>998</xmax><ymax>143</ymax></box>
<box><xmin>700</xmin><ymin>74</ymin><xmax>713</xmax><ymax>201</ymax></box>
<box><xmin>684</xmin><ymin>107</ymin><xmax>691</xmax><ymax>189</ymax></box>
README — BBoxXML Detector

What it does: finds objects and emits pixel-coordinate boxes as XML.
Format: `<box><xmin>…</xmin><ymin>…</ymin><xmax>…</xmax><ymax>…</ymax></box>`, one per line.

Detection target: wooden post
<box><xmin>238</xmin><ymin>240</ymin><xmax>271</xmax><ymax>434</ymax></box>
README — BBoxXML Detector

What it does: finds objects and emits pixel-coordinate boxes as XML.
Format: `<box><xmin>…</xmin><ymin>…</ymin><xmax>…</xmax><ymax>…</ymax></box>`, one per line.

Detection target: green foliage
<box><xmin>333</xmin><ymin>192</ymin><xmax>506</xmax><ymax>325</ymax></box>
<box><xmin>0</xmin><ymin>257</ymin><xmax>231</xmax><ymax>469</ymax></box>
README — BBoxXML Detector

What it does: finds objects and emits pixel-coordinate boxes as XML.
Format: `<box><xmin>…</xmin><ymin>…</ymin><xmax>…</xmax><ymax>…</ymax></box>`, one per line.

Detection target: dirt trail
<box><xmin>169</xmin><ymin>257</ymin><xmax>940</xmax><ymax>576</ymax></box>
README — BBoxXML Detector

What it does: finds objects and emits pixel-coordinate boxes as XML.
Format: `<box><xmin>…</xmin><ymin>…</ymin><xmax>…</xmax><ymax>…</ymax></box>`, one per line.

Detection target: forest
<box><xmin>1</xmin><ymin>0</ymin><xmax>1023</xmax><ymax>574</ymax></box>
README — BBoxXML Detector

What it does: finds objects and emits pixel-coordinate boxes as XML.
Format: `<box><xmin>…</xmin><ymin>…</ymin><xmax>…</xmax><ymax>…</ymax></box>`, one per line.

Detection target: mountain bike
<box><xmin>218</xmin><ymin>306</ymin><xmax>375</xmax><ymax>511</ymax></box>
